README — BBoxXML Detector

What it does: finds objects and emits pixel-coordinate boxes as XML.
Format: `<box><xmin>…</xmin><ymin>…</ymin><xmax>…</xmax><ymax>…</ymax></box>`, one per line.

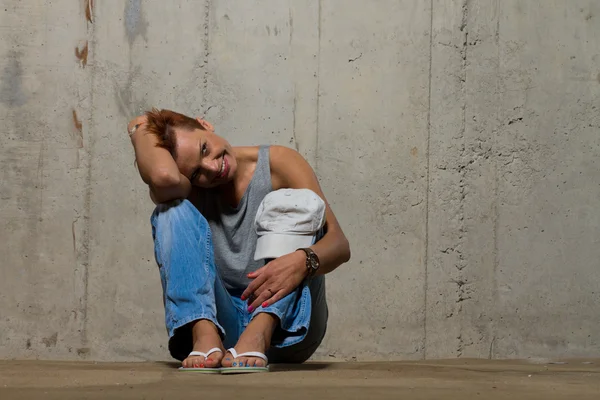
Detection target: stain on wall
<box><xmin>85</xmin><ymin>0</ymin><xmax>94</xmax><ymax>23</ymax></box>
<box><xmin>77</xmin><ymin>347</ymin><xmax>90</xmax><ymax>357</ymax></box>
<box><xmin>124</xmin><ymin>0</ymin><xmax>148</xmax><ymax>45</ymax></box>
<box><xmin>0</xmin><ymin>51</ymin><xmax>27</xmax><ymax>107</ymax></box>
<box><xmin>41</xmin><ymin>332</ymin><xmax>58</xmax><ymax>348</ymax></box>
<box><xmin>75</xmin><ymin>42</ymin><xmax>89</xmax><ymax>67</ymax></box>
<box><xmin>113</xmin><ymin>66</ymin><xmax>149</xmax><ymax>118</ymax></box>
<box><xmin>72</xmin><ymin>109</ymin><xmax>84</xmax><ymax>148</ymax></box>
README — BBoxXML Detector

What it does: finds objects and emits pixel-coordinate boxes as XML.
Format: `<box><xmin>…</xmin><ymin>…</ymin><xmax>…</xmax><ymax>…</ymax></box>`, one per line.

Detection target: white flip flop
<box><xmin>220</xmin><ymin>348</ymin><xmax>270</xmax><ymax>374</ymax></box>
<box><xmin>178</xmin><ymin>347</ymin><xmax>223</xmax><ymax>373</ymax></box>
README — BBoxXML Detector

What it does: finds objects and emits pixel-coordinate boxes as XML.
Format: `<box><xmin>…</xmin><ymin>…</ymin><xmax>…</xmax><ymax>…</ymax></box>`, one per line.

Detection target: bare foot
<box><xmin>222</xmin><ymin>313</ymin><xmax>277</xmax><ymax>368</ymax></box>
<box><xmin>181</xmin><ymin>320</ymin><xmax>224</xmax><ymax>369</ymax></box>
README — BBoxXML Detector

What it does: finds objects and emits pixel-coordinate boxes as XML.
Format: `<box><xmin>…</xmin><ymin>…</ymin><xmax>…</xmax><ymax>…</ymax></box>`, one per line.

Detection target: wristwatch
<box><xmin>297</xmin><ymin>248</ymin><xmax>320</xmax><ymax>277</ymax></box>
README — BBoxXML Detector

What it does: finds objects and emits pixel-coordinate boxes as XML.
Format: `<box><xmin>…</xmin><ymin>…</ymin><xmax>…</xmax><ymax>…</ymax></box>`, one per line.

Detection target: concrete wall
<box><xmin>1</xmin><ymin>0</ymin><xmax>598</xmax><ymax>361</ymax></box>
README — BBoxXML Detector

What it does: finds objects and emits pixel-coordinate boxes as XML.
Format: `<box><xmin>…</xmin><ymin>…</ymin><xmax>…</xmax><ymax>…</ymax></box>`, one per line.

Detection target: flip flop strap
<box><xmin>227</xmin><ymin>348</ymin><xmax>268</xmax><ymax>363</ymax></box>
<box><xmin>188</xmin><ymin>347</ymin><xmax>222</xmax><ymax>358</ymax></box>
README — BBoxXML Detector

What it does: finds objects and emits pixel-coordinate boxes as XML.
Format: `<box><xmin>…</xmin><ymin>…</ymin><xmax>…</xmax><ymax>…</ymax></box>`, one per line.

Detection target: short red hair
<box><xmin>144</xmin><ymin>108</ymin><xmax>206</xmax><ymax>158</ymax></box>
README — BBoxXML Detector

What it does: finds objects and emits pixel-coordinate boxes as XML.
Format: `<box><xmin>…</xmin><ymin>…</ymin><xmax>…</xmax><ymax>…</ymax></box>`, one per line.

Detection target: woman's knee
<box><xmin>150</xmin><ymin>200</ymin><xmax>211</xmax><ymax>251</ymax></box>
<box><xmin>151</xmin><ymin>199</ymin><xmax>204</xmax><ymax>229</ymax></box>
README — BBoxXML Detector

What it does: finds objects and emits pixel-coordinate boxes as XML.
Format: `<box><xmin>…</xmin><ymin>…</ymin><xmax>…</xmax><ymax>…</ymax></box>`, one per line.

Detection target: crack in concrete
<box><xmin>203</xmin><ymin>105</ymin><xmax>215</xmax><ymax>116</ymax></box>
<box><xmin>348</xmin><ymin>53</ymin><xmax>362</xmax><ymax>62</ymax></box>
<box><xmin>449</xmin><ymin>0</ymin><xmax>501</xmax><ymax>358</ymax></box>
<box><xmin>78</xmin><ymin>0</ymin><xmax>98</xmax><ymax>351</ymax></box>
<box><xmin>315</xmin><ymin>0</ymin><xmax>322</xmax><ymax>172</ymax></box>
<box><xmin>423</xmin><ymin>0</ymin><xmax>435</xmax><ymax>360</ymax></box>
<box><xmin>289</xmin><ymin>5</ymin><xmax>299</xmax><ymax>153</ymax></box>
<box><xmin>453</xmin><ymin>0</ymin><xmax>470</xmax><ymax>359</ymax></box>
<box><xmin>202</xmin><ymin>1</ymin><xmax>210</xmax><ymax>111</ymax></box>
<box><xmin>491</xmin><ymin>0</ymin><xmax>501</xmax><ymax>362</ymax></box>
<box><xmin>292</xmin><ymin>88</ymin><xmax>299</xmax><ymax>152</ymax></box>
<box><xmin>488</xmin><ymin>335</ymin><xmax>496</xmax><ymax>359</ymax></box>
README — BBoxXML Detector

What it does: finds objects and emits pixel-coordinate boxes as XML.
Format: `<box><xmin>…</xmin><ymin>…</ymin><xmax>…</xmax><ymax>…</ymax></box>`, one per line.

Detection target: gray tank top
<box><xmin>195</xmin><ymin>145</ymin><xmax>328</xmax><ymax>351</ymax></box>
<box><xmin>196</xmin><ymin>145</ymin><xmax>272</xmax><ymax>291</ymax></box>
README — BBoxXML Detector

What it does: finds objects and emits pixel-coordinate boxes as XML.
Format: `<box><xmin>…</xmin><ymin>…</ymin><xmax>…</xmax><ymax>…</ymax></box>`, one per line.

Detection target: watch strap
<box><xmin>297</xmin><ymin>248</ymin><xmax>320</xmax><ymax>277</ymax></box>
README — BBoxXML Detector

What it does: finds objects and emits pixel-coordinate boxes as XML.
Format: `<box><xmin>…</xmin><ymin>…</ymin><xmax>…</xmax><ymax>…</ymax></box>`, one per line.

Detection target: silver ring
<box><xmin>128</xmin><ymin>123</ymin><xmax>140</xmax><ymax>137</ymax></box>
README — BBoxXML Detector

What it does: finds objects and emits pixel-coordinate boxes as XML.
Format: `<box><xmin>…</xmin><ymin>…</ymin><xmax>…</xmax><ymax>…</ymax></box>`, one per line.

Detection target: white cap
<box><xmin>253</xmin><ymin>188</ymin><xmax>326</xmax><ymax>260</ymax></box>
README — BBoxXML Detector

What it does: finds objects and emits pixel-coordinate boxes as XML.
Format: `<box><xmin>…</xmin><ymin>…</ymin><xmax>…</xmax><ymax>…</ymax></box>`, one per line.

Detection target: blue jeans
<box><xmin>151</xmin><ymin>200</ymin><xmax>327</xmax><ymax>363</ymax></box>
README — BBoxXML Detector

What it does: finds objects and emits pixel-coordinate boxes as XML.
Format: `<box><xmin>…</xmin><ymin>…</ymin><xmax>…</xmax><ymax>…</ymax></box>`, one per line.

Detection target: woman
<box><xmin>128</xmin><ymin>109</ymin><xmax>350</xmax><ymax>372</ymax></box>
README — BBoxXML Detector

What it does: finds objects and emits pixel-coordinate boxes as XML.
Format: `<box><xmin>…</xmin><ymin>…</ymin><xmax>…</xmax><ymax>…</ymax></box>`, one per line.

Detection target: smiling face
<box><xmin>143</xmin><ymin>109</ymin><xmax>238</xmax><ymax>189</ymax></box>
<box><xmin>173</xmin><ymin>125</ymin><xmax>238</xmax><ymax>188</ymax></box>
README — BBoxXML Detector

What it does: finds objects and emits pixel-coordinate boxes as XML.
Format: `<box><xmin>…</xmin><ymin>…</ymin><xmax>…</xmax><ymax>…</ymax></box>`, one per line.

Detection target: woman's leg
<box><xmin>222</xmin><ymin>229</ymin><xmax>329</xmax><ymax>367</ymax></box>
<box><xmin>220</xmin><ymin>276</ymin><xmax>327</xmax><ymax>367</ymax></box>
<box><xmin>151</xmin><ymin>199</ymin><xmax>243</xmax><ymax>367</ymax></box>
<box><xmin>267</xmin><ymin>275</ymin><xmax>328</xmax><ymax>363</ymax></box>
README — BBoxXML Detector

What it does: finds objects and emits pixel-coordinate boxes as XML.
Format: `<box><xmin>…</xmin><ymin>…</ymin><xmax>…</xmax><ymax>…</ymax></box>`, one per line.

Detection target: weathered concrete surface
<box><xmin>0</xmin><ymin>0</ymin><xmax>92</xmax><ymax>359</ymax></box>
<box><xmin>313</xmin><ymin>0</ymin><xmax>431</xmax><ymax>360</ymax></box>
<box><xmin>1</xmin><ymin>359</ymin><xmax>599</xmax><ymax>400</ymax></box>
<box><xmin>427</xmin><ymin>0</ymin><xmax>600</xmax><ymax>360</ymax></box>
<box><xmin>1</xmin><ymin>0</ymin><xmax>599</xmax><ymax>362</ymax></box>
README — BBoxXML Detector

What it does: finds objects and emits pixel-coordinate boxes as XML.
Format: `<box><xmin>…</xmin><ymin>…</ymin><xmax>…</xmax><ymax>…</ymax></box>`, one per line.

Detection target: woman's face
<box><xmin>173</xmin><ymin>122</ymin><xmax>237</xmax><ymax>188</ymax></box>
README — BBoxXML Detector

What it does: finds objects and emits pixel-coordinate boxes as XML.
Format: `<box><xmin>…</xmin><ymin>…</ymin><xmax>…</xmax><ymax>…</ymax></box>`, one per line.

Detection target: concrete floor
<box><xmin>0</xmin><ymin>359</ymin><xmax>598</xmax><ymax>399</ymax></box>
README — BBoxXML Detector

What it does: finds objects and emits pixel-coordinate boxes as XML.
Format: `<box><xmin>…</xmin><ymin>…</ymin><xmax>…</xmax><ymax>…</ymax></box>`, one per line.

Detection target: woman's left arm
<box><xmin>242</xmin><ymin>146</ymin><xmax>351</xmax><ymax>310</ymax></box>
<box><xmin>271</xmin><ymin>145</ymin><xmax>351</xmax><ymax>273</ymax></box>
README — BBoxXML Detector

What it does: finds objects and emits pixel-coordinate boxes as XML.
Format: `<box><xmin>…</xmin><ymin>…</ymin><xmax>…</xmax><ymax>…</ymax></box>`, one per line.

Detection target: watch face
<box><xmin>309</xmin><ymin>254</ymin><xmax>319</xmax><ymax>269</ymax></box>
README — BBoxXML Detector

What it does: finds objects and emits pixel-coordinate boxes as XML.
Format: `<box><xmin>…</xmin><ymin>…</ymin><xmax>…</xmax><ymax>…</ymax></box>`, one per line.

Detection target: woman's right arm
<box><xmin>128</xmin><ymin>116</ymin><xmax>192</xmax><ymax>203</ymax></box>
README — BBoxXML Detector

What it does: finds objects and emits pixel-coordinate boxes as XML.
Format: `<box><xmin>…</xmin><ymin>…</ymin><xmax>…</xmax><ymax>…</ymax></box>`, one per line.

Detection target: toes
<box><xmin>204</xmin><ymin>356</ymin><xmax>220</xmax><ymax>368</ymax></box>
<box><xmin>183</xmin><ymin>352</ymin><xmax>225</xmax><ymax>368</ymax></box>
<box><xmin>222</xmin><ymin>352</ymin><xmax>233</xmax><ymax>368</ymax></box>
<box><xmin>245</xmin><ymin>358</ymin><xmax>264</xmax><ymax>367</ymax></box>
<box><xmin>221</xmin><ymin>353</ymin><xmax>265</xmax><ymax>368</ymax></box>
<box><xmin>233</xmin><ymin>357</ymin><xmax>265</xmax><ymax>368</ymax></box>
<box><xmin>231</xmin><ymin>358</ymin><xmax>247</xmax><ymax>367</ymax></box>
<box><xmin>182</xmin><ymin>356</ymin><xmax>205</xmax><ymax>369</ymax></box>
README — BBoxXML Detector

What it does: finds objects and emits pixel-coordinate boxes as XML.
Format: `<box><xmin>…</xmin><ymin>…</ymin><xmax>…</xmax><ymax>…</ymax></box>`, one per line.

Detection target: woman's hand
<box><xmin>242</xmin><ymin>250</ymin><xmax>309</xmax><ymax>311</ymax></box>
<box><xmin>127</xmin><ymin>115</ymin><xmax>148</xmax><ymax>142</ymax></box>
<box><xmin>127</xmin><ymin>114</ymin><xmax>191</xmax><ymax>203</ymax></box>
